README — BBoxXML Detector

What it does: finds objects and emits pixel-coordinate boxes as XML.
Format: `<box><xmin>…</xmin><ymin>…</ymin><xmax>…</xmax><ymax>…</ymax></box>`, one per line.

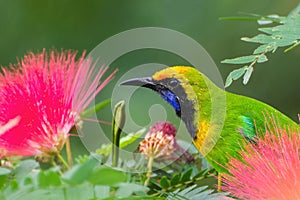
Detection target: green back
<box><xmin>206</xmin><ymin>91</ymin><xmax>298</xmax><ymax>173</ymax></box>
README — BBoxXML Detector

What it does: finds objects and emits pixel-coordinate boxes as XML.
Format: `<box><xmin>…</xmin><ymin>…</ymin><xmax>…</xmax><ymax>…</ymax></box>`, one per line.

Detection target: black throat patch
<box><xmin>152</xmin><ymin>78</ymin><xmax>198</xmax><ymax>140</ymax></box>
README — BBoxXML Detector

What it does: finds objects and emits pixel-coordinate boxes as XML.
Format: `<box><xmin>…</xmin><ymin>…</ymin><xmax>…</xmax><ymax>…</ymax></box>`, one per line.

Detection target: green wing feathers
<box><xmin>206</xmin><ymin>91</ymin><xmax>298</xmax><ymax>173</ymax></box>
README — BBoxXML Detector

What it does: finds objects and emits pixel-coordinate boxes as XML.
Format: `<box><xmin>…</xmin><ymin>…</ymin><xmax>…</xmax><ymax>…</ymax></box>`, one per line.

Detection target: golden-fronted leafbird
<box><xmin>121</xmin><ymin>66</ymin><xmax>298</xmax><ymax>173</ymax></box>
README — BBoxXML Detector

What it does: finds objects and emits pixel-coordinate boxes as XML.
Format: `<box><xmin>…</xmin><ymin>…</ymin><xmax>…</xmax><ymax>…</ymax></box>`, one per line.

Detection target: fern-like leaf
<box><xmin>166</xmin><ymin>185</ymin><xmax>232</xmax><ymax>200</ymax></box>
<box><xmin>222</xmin><ymin>3</ymin><xmax>300</xmax><ymax>87</ymax></box>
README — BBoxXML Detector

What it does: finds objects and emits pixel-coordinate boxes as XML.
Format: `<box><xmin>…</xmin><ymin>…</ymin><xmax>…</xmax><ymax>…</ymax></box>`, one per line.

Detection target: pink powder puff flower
<box><xmin>0</xmin><ymin>50</ymin><xmax>117</xmax><ymax>157</ymax></box>
<box><xmin>222</xmin><ymin>123</ymin><xmax>300</xmax><ymax>200</ymax></box>
<box><xmin>139</xmin><ymin>121</ymin><xmax>177</xmax><ymax>160</ymax></box>
<box><xmin>139</xmin><ymin>121</ymin><xmax>194</xmax><ymax>163</ymax></box>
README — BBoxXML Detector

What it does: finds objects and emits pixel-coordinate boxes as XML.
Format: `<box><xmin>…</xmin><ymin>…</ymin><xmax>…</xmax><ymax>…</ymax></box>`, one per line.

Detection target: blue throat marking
<box><xmin>160</xmin><ymin>90</ymin><xmax>181</xmax><ymax>112</ymax></box>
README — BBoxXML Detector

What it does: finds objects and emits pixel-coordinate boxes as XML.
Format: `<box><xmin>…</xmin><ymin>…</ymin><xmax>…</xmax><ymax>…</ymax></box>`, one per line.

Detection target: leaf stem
<box><xmin>284</xmin><ymin>40</ymin><xmax>300</xmax><ymax>52</ymax></box>
<box><xmin>144</xmin><ymin>155</ymin><xmax>154</xmax><ymax>187</ymax></box>
<box><xmin>65</xmin><ymin>136</ymin><xmax>73</xmax><ymax>167</ymax></box>
<box><xmin>56</xmin><ymin>153</ymin><xmax>70</xmax><ymax>170</ymax></box>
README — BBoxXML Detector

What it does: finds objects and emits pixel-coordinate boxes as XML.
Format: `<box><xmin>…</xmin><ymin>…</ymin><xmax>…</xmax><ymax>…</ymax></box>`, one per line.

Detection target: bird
<box><xmin>121</xmin><ymin>66</ymin><xmax>298</xmax><ymax>174</ymax></box>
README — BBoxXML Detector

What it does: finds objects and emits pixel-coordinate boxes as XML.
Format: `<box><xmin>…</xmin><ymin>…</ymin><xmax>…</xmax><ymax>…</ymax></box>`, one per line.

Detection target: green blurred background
<box><xmin>0</xmin><ymin>0</ymin><xmax>299</xmax><ymax>155</ymax></box>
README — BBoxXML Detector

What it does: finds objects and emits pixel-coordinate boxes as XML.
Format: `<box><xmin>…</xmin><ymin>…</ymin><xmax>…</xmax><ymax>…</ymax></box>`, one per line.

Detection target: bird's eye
<box><xmin>168</xmin><ymin>79</ymin><xmax>179</xmax><ymax>88</ymax></box>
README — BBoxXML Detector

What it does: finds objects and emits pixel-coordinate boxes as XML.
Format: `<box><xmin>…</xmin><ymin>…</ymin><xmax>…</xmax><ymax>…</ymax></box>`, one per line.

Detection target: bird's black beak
<box><xmin>120</xmin><ymin>77</ymin><xmax>157</xmax><ymax>91</ymax></box>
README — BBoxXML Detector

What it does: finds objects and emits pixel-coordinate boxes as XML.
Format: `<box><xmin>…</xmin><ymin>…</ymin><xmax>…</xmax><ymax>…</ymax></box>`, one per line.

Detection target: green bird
<box><xmin>121</xmin><ymin>66</ymin><xmax>298</xmax><ymax>173</ymax></box>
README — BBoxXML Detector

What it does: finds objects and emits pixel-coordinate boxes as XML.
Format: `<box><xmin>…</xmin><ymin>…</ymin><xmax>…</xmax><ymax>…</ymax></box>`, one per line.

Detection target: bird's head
<box><xmin>121</xmin><ymin>66</ymin><xmax>213</xmax><ymax>140</ymax></box>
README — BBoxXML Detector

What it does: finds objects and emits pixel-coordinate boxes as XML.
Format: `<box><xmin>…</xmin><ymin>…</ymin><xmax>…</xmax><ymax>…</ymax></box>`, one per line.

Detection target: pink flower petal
<box><xmin>0</xmin><ymin>50</ymin><xmax>117</xmax><ymax>157</ymax></box>
<box><xmin>222</xmin><ymin>123</ymin><xmax>300</xmax><ymax>200</ymax></box>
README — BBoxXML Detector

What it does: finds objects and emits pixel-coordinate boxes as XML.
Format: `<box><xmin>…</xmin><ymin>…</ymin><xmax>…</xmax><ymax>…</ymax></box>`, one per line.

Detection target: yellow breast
<box><xmin>193</xmin><ymin>120</ymin><xmax>210</xmax><ymax>152</ymax></box>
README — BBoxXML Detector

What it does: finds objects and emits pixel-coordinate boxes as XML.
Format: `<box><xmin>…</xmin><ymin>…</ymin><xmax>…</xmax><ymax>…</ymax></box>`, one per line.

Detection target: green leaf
<box><xmin>257</xmin><ymin>15</ymin><xmax>280</xmax><ymax>25</ymax></box>
<box><xmin>167</xmin><ymin>185</ymin><xmax>231</xmax><ymax>200</ymax></box>
<box><xmin>241</xmin><ymin>34</ymin><xmax>275</xmax><ymax>44</ymax></box>
<box><xmin>64</xmin><ymin>186</ymin><xmax>94</xmax><ymax>200</ymax></box>
<box><xmin>258</xmin><ymin>27</ymin><xmax>276</xmax><ymax>35</ymax></box>
<box><xmin>94</xmin><ymin>185</ymin><xmax>110</xmax><ymax>199</ymax></box>
<box><xmin>80</xmin><ymin>98</ymin><xmax>111</xmax><ymax>118</ymax></box>
<box><xmin>193</xmin><ymin>169</ymin><xmax>208</xmax><ymax>180</ymax></box>
<box><xmin>62</xmin><ymin>156</ymin><xmax>98</xmax><ymax>185</ymax></box>
<box><xmin>89</xmin><ymin>167</ymin><xmax>127</xmax><ymax>186</ymax></box>
<box><xmin>0</xmin><ymin>168</ymin><xmax>11</xmax><ymax>189</ymax></box>
<box><xmin>253</xmin><ymin>44</ymin><xmax>276</xmax><ymax>54</ymax></box>
<box><xmin>224</xmin><ymin>76</ymin><xmax>233</xmax><ymax>88</ymax></box>
<box><xmin>0</xmin><ymin>167</ymin><xmax>11</xmax><ymax>175</ymax></box>
<box><xmin>221</xmin><ymin>55</ymin><xmax>256</xmax><ymax>64</ymax></box>
<box><xmin>9</xmin><ymin>179</ymin><xmax>19</xmax><ymax>190</ymax></box>
<box><xmin>274</xmin><ymin>17</ymin><xmax>300</xmax><ymax>32</ymax></box>
<box><xmin>115</xmin><ymin>183</ymin><xmax>148</xmax><ymax>198</ymax></box>
<box><xmin>275</xmin><ymin>38</ymin><xmax>297</xmax><ymax>47</ymax></box>
<box><xmin>181</xmin><ymin>168</ymin><xmax>193</xmax><ymax>182</ymax></box>
<box><xmin>12</xmin><ymin>188</ymin><xmax>65</xmax><ymax>200</ymax></box>
<box><xmin>14</xmin><ymin>160</ymin><xmax>39</xmax><ymax>180</ymax></box>
<box><xmin>257</xmin><ymin>55</ymin><xmax>268</xmax><ymax>63</ymax></box>
<box><xmin>119</xmin><ymin>129</ymin><xmax>145</xmax><ymax>148</ymax></box>
<box><xmin>243</xmin><ymin>67</ymin><xmax>254</xmax><ymax>85</ymax></box>
<box><xmin>96</xmin><ymin>129</ymin><xmax>145</xmax><ymax>156</ymax></box>
<box><xmin>160</xmin><ymin>176</ymin><xmax>170</xmax><ymax>189</ymax></box>
<box><xmin>223</xmin><ymin>9</ymin><xmax>300</xmax><ymax>87</ymax></box>
<box><xmin>170</xmin><ymin>174</ymin><xmax>180</xmax><ymax>186</ymax></box>
<box><xmin>230</xmin><ymin>66</ymin><xmax>247</xmax><ymax>80</ymax></box>
<box><xmin>224</xmin><ymin>66</ymin><xmax>247</xmax><ymax>87</ymax></box>
<box><xmin>38</xmin><ymin>170</ymin><xmax>61</xmax><ymax>188</ymax></box>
